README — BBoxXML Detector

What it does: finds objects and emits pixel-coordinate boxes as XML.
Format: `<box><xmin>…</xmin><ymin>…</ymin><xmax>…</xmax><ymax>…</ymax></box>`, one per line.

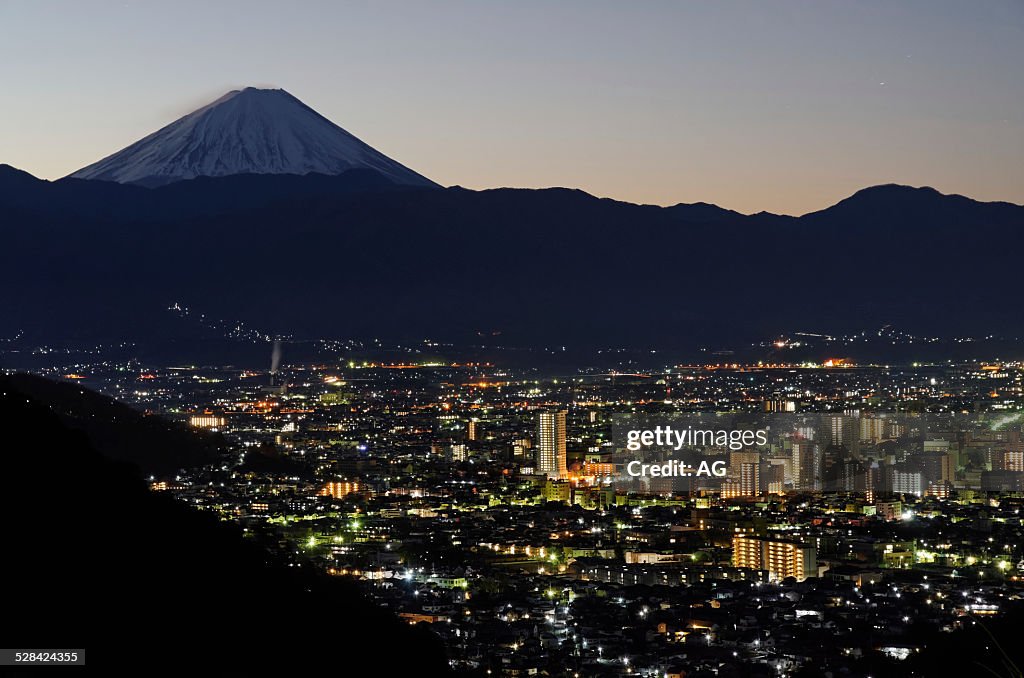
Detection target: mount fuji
<box><xmin>68</xmin><ymin>87</ymin><xmax>436</xmax><ymax>187</ymax></box>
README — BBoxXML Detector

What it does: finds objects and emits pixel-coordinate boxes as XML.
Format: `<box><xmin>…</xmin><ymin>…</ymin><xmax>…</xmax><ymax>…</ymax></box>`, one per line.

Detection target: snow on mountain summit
<box><xmin>68</xmin><ymin>87</ymin><xmax>436</xmax><ymax>187</ymax></box>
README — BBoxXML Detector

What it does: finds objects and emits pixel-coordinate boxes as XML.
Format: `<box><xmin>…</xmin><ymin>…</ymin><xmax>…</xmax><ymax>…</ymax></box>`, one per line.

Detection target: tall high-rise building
<box><xmin>792</xmin><ymin>441</ymin><xmax>822</xmax><ymax>491</ymax></box>
<box><xmin>839</xmin><ymin>460</ymin><xmax>867</xmax><ymax>492</ymax></box>
<box><xmin>466</xmin><ymin>419</ymin><xmax>480</xmax><ymax>441</ymax></box>
<box><xmin>865</xmin><ymin>461</ymin><xmax>881</xmax><ymax>502</ymax></box>
<box><xmin>860</xmin><ymin>416</ymin><xmax>887</xmax><ymax>444</ymax></box>
<box><xmin>913</xmin><ymin>450</ymin><xmax>954</xmax><ymax>485</ymax></box>
<box><xmin>765</xmin><ymin>463</ymin><xmax>786</xmax><ymax>494</ymax></box>
<box><xmin>740</xmin><ymin>462</ymin><xmax>761</xmax><ymax>497</ymax></box>
<box><xmin>733</xmin><ymin>535</ymin><xmax>817</xmax><ymax>582</ymax></box>
<box><xmin>536</xmin><ymin>410</ymin><xmax>568</xmax><ymax>479</ymax></box>
<box><xmin>729</xmin><ymin>450</ymin><xmax>761</xmax><ymax>497</ymax></box>
<box><xmin>826</xmin><ymin>415</ymin><xmax>859</xmax><ymax>457</ymax></box>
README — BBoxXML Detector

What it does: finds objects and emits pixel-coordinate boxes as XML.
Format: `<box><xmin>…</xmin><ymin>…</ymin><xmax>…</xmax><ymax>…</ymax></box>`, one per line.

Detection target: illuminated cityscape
<box><xmin>8</xmin><ymin>352</ymin><xmax>1022</xmax><ymax>675</ymax></box>
<box><xmin>1</xmin><ymin>3</ymin><xmax>1022</xmax><ymax>672</ymax></box>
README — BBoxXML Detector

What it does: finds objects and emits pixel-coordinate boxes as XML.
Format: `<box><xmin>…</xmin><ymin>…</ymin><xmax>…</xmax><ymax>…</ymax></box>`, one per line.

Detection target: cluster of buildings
<box><xmin>37</xmin><ymin>357</ymin><xmax>1024</xmax><ymax>675</ymax></box>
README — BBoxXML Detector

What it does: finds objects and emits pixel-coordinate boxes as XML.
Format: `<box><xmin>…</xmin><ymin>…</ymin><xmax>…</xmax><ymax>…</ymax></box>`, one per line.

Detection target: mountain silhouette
<box><xmin>0</xmin><ymin>166</ymin><xmax>1021</xmax><ymax>352</ymax></box>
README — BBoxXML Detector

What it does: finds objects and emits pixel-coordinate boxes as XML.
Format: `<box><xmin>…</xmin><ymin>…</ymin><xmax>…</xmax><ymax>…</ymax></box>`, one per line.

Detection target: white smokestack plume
<box><xmin>270</xmin><ymin>339</ymin><xmax>282</xmax><ymax>386</ymax></box>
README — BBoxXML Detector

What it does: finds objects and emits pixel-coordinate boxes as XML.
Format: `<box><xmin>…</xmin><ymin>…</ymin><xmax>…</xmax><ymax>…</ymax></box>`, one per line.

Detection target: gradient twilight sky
<box><xmin>1</xmin><ymin>1</ymin><xmax>1022</xmax><ymax>215</ymax></box>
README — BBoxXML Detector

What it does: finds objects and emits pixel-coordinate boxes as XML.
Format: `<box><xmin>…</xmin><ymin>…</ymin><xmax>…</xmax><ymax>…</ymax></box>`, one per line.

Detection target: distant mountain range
<box><xmin>1</xmin><ymin>87</ymin><xmax>1021</xmax><ymax>356</ymax></box>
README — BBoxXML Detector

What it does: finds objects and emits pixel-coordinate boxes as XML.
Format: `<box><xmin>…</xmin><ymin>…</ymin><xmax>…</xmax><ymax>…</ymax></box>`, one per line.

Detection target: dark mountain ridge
<box><xmin>804</xmin><ymin>183</ymin><xmax>1024</xmax><ymax>228</ymax></box>
<box><xmin>0</xmin><ymin>166</ymin><xmax>1021</xmax><ymax>352</ymax></box>
<box><xmin>0</xmin><ymin>163</ymin><xmax>407</xmax><ymax>221</ymax></box>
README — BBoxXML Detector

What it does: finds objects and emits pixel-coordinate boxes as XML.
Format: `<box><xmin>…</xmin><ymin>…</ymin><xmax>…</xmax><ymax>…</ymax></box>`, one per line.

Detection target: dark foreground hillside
<box><xmin>1</xmin><ymin>373</ymin><xmax>219</xmax><ymax>476</ymax></box>
<box><xmin>0</xmin><ymin>377</ymin><xmax>450</xmax><ymax>672</ymax></box>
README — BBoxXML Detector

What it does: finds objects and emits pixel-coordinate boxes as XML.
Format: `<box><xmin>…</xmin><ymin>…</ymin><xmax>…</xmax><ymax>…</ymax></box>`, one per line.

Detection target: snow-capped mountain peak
<box><xmin>68</xmin><ymin>87</ymin><xmax>435</xmax><ymax>187</ymax></box>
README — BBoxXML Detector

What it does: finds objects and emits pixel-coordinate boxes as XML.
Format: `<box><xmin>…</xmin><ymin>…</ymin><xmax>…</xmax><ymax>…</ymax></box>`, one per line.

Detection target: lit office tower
<box><xmin>740</xmin><ymin>462</ymin><xmax>761</xmax><ymax>497</ymax></box>
<box><xmin>828</xmin><ymin>416</ymin><xmax>843</xmax><ymax>445</ymax></box>
<box><xmin>765</xmin><ymin>463</ymin><xmax>786</xmax><ymax>494</ymax></box>
<box><xmin>792</xmin><ymin>442</ymin><xmax>822</xmax><ymax>491</ymax></box>
<box><xmin>467</xmin><ymin>419</ymin><xmax>479</xmax><ymax>441</ymax></box>
<box><xmin>914</xmin><ymin>450</ymin><xmax>953</xmax><ymax>485</ymax></box>
<box><xmin>536</xmin><ymin>410</ymin><xmax>568</xmax><ymax>479</ymax></box>
<box><xmin>839</xmin><ymin>460</ymin><xmax>866</xmax><ymax>492</ymax></box>
<box><xmin>860</xmin><ymin>416</ymin><xmax>886</xmax><ymax>444</ymax></box>
<box><xmin>865</xmin><ymin>461</ymin><xmax>880</xmax><ymax>503</ymax></box>
<box><xmin>730</xmin><ymin>450</ymin><xmax>761</xmax><ymax>496</ymax></box>
<box><xmin>732</xmin><ymin>535</ymin><xmax>817</xmax><ymax>582</ymax></box>
<box><xmin>827</xmin><ymin>415</ymin><xmax>859</xmax><ymax>457</ymax></box>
